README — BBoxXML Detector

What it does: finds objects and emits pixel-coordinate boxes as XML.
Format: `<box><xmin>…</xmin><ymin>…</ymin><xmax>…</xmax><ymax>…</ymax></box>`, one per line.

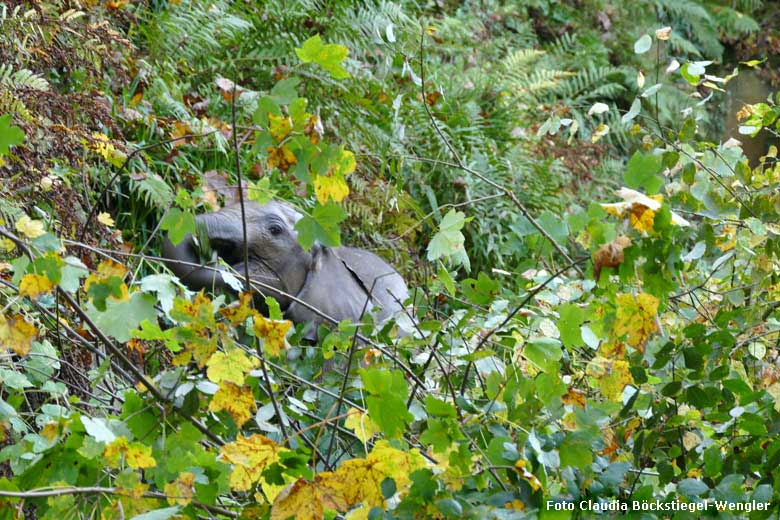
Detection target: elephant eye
<box><xmin>268</xmin><ymin>224</ymin><xmax>284</xmax><ymax>236</ymax></box>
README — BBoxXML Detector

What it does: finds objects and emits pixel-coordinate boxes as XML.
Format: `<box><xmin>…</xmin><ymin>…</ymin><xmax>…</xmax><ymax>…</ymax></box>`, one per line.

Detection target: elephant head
<box><xmin>161</xmin><ymin>200</ymin><xmax>410</xmax><ymax>337</ymax></box>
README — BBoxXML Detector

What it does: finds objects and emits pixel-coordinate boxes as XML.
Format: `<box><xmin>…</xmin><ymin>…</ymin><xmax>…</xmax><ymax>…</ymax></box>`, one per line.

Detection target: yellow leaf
<box><xmin>344</xmin><ymin>408</ymin><xmax>380</xmax><ymax>443</ymax></box>
<box><xmin>268</xmin><ymin>113</ymin><xmax>293</xmax><ymax>142</ymax></box>
<box><xmin>314</xmin><ymin>174</ymin><xmax>350</xmax><ymax>204</ymax></box>
<box><xmin>219</xmin><ymin>291</ymin><xmax>255</xmax><ymax>326</ymax></box>
<box><xmin>97</xmin><ymin>212</ymin><xmax>115</xmax><ymax>227</ymax></box>
<box><xmin>253</xmin><ymin>316</ymin><xmax>292</xmax><ymax>357</ymax></box>
<box><xmin>208</xmin><ymin>380</ymin><xmax>256</xmax><ymax>427</ymax></box>
<box><xmin>164</xmin><ymin>472</ymin><xmax>195</xmax><ymax>506</ymax></box>
<box><xmin>333</xmin><ymin>148</ymin><xmax>356</xmax><ymax>177</ymax></box>
<box><xmin>41</xmin><ymin>422</ymin><xmax>59</xmax><ymax>442</ymax></box>
<box><xmin>104</xmin><ymin>437</ymin><xmax>157</xmax><ymax>469</ymax></box>
<box><xmin>682</xmin><ymin>431</ymin><xmax>701</xmax><ymax>451</ymax></box>
<box><xmin>587</xmin><ymin>357</ymin><xmax>634</xmax><ymax>401</ymax></box>
<box><xmin>19</xmin><ymin>273</ymin><xmax>55</xmax><ymax>298</ymax></box>
<box><xmin>15</xmin><ymin>215</ymin><xmax>45</xmax><ymax>238</ymax></box>
<box><xmin>0</xmin><ymin>238</ymin><xmax>15</xmax><ymax>252</ymax></box>
<box><xmin>271</xmin><ymin>476</ymin><xmax>348</xmax><ymax>520</ymax></box>
<box><xmin>514</xmin><ymin>460</ymin><xmax>541</xmax><ymax>491</ymax></box>
<box><xmin>89</xmin><ymin>132</ymin><xmax>127</xmax><ymax>167</ymax></box>
<box><xmin>220</xmin><ymin>434</ymin><xmax>290</xmax><ymax>491</ymax></box>
<box><xmin>613</xmin><ymin>293</ymin><xmax>659</xmax><ymax>349</ymax></box>
<box><xmin>0</xmin><ymin>313</ymin><xmax>38</xmax><ymax>355</ymax></box>
<box><xmin>328</xmin><ymin>440</ymin><xmax>426</xmax><ymax>508</ymax></box>
<box><xmin>267</xmin><ymin>145</ymin><xmax>297</xmax><ymax>172</ymax></box>
<box><xmin>206</xmin><ymin>348</ymin><xmax>259</xmax><ymax>385</ymax></box>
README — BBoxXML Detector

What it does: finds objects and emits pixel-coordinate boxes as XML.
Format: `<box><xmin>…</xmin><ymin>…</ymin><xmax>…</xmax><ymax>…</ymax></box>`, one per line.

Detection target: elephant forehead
<box><xmin>227</xmin><ymin>201</ymin><xmax>303</xmax><ymax>228</ymax></box>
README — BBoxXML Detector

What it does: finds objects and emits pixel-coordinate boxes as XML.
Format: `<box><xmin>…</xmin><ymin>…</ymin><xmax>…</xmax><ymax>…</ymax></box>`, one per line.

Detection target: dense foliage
<box><xmin>2</xmin><ymin>1</ymin><xmax>780</xmax><ymax>519</ymax></box>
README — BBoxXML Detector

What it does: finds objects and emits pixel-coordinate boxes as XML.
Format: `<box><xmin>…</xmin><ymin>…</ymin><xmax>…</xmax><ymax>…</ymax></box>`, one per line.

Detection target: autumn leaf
<box><xmin>514</xmin><ymin>460</ymin><xmax>542</xmax><ymax>491</ymax></box>
<box><xmin>271</xmin><ymin>476</ymin><xmax>348</xmax><ymax>520</ymax></box>
<box><xmin>220</xmin><ymin>434</ymin><xmax>290</xmax><ymax>491</ymax></box>
<box><xmin>208</xmin><ymin>380</ymin><xmax>256</xmax><ymax>427</ymax></box>
<box><xmin>206</xmin><ymin>348</ymin><xmax>259</xmax><ymax>385</ymax></box>
<box><xmin>97</xmin><ymin>212</ymin><xmax>115</xmax><ymax>227</ymax></box>
<box><xmin>18</xmin><ymin>274</ymin><xmax>55</xmax><ymax>299</ymax></box>
<box><xmin>253</xmin><ymin>315</ymin><xmax>292</xmax><ymax>357</ymax></box>
<box><xmin>267</xmin><ymin>145</ymin><xmax>297</xmax><ymax>172</ymax></box>
<box><xmin>344</xmin><ymin>408</ymin><xmax>380</xmax><ymax>443</ymax></box>
<box><xmin>314</xmin><ymin>174</ymin><xmax>350</xmax><ymax>204</ymax></box>
<box><xmin>104</xmin><ymin>437</ymin><xmax>157</xmax><ymax>469</ymax></box>
<box><xmin>601</xmin><ymin>187</ymin><xmax>690</xmax><ymax>232</ymax></box>
<box><xmin>268</xmin><ymin>113</ymin><xmax>293</xmax><ymax>142</ymax></box>
<box><xmin>593</xmin><ymin>235</ymin><xmax>631</xmax><ymax>280</ymax></box>
<box><xmin>329</xmin><ymin>440</ymin><xmax>426</xmax><ymax>508</ymax></box>
<box><xmin>613</xmin><ymin>292</ymin><xmax>659</xmax><ymax>349</ymax></box>
<box><xmin>219</xmin><ymin>291</ymin><xmax>255</xmax><ymax>326</ymax></box>
<box><xmin>15</xmin><ymin>215</ymin><xmax>45</xmax><ymax>238</ymax></box>
<box><xmin>164</xmin><ymin>472</ymin><xmax>195</xmax><ymax>506</ymax></box>
<box><xmin>586</xmin><ymin>357</ymin><xmax>634</xmax><ymax>401</ymax></box>
<box><xmin>0</xmin><ymin>313</ymin><xmax>38</xmax><ymax>355</ymax></box>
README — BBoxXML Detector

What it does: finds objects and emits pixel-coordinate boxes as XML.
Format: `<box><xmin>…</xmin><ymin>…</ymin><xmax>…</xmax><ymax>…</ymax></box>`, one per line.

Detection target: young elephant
<box><xmin>161</xmin><ymin>201</ymin><xmax>410</xmax><ymax>339</ymax></box>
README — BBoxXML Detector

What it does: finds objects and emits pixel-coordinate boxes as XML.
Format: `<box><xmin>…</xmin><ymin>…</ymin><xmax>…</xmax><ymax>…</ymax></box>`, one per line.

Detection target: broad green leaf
<box><xmin>294</xmin><ymin>202</ymin><xmax>346</xmax><ymax>250</ymax></box>
<box><xmin>129</xmin><ymin>506</ymin><xmax>182</xmax><ymax>520</ymax></box>
<box><xmin>558</xmin><ymin>304</ymin><xmax>585</xmax><ymax>348</ymax></box>
<box><xmin>160</xmin><ymin>208</ymin><xmax>197</xmax><ymax>246</ymax></box>
<box><xmin>427</xmin><ymin>210</ymin><xmax>472</xmax><ymax>270</ymax></box>
<box><xmin>523</xmin><ymin>338</ymin><xmax>562</xmax><ymax>373</ymax></box>
<box><xmin>247</xmin><ymin>177</ymin><xmax>277</xmax><ymax>205</ymax></box>
<box><xmin>295</xmin><ymin>34</ymin><xmax>350</xmax><ymax>79</ymax></box>
<box><xmin>624</xmin><ymin>151</ymin><xmax>664</xmax><ymax>194</ymax></box>
<box><xmin>0</xmin><ymin>114</ymin><xmax>24</xmax><ymax>156</ymax></box>
<box><xmin>360</xmin><ymin>368</ymin><xmax>413</xmax><ymax>438</ymax></box>
<box><xmin>86</xmin><ymin>292</ymin><xmax>157</xmax><ymax>343</ymax></box>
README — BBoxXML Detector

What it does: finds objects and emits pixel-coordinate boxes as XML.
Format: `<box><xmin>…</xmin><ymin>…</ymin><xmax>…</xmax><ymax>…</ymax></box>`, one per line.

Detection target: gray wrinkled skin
<box><xmin>161</xmin><ymin>201</ymin><xmax>409</xmax><ymax>338</ymax></box>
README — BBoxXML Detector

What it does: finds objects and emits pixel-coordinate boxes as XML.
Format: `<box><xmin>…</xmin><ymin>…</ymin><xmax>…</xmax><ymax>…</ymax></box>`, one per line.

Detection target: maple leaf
<box><xmin>164</xmin><ymin>472</ymin><xmax>195</xmax><ymax>506</ymax></box>
<box><xmin>0</xmin><ymin>313</ymin><xmax>38</xmax><ymax>355</ymax></box>
<box><xmin>206</xmin><ymin>348</ymin><xmax>259</xmax><ymax>385</ymax></box>
<box><xmin>613</xmin><ymin>292</ymin><xmax>659</xmax><ymax>349</ymax></box>
<box><xmin>314</xmin><ymin>174</ymin><xmax>350</xmax><ymax>204</ymax></box>
<box><xmin>208</xmin><ymin>380</ymin><xmax>256</xmax><ymax>427</ymax></box>
<box><xmin>14</xmin><ymin>215</ymin><xmax>45</xmax><ymax>238</ymax></box>
<box><xmin>220</xmin><ymin>434</ymin><xmax>290</xmax><ymax>491</ymax></box>
<box><xmin>18</xmin><ymin>274</ymin><xmax>55</xmax><ymax>299</ymax></box>
<box><xmin>343</xmin><ymin>408</ymin><xmax>380</xmax><ymax>443</ymax></box>
<box><xmin>253</xmin><ymin>316</ymin><xmax>292</xmax><ymax>357</ymax></box>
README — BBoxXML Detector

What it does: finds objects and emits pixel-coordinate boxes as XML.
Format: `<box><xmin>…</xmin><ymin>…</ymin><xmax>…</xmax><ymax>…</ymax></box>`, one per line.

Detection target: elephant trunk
<box><xmin>161</xmin><ymin>212</ymin><xmax>236</xmax><ymax>292</ymax></box>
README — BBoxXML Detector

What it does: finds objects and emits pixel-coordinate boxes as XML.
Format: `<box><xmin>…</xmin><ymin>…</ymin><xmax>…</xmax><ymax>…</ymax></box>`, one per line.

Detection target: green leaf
<box><xmin>427</xmin><ymin>210</ymin><xmax>472</xmax><ymax>269</ymax></box>
<box><xmin>0</xmin><ymin>368</ymin><xmax>33</xmax><ymax>389</ymax></box>
<box><xmin>624</xmin><ymin>151</ymin><xmax>664</xmax><ymax>194</ymax></box>
<box><xmin>560</xmin><ymin>432</ymin><xmax>593</xmax><ymax>469</ymax></box>
<box><xmin>621</xmin><ymin>98</ymin><xmax>641</xmax><ymax>124</ymax></box>
<box><xmin>0</xmin><ymin>114</ymin><xmax>24</xmax><ymax>156</ymax></box>
<box><xmin>160</xmin><ymin>208</ymin><xmax>197</xmax><ymax>246</ymax></box>
<box><xmin>360</xmin><ymin>368</ymin><xmax>413</xmax><ymax>438</ymax></box>
<box><xmin>294</xmin><ymin>202</ymin><xmax>346</xmax><ymax>250</ymax></box>
<box><xmin>678</xmin><ymin>478</ymin><xmax>709</xmax><ymax>497</ymax></box>
<box><xmin>247</xmin><ymin>177</ymin><xmax>277</xmax><ymax>205</ymax></box>
<box><xmin>24</xmin><ymin>340</ymin><xmax>60</xmax><ymax>384</ymax></box>
<box><xmin>634</xmin><ymin>34</ymin><xmax>652</xmax><ymax>54</ymax></box>
<box><xmin>425</xmin><ymin>396</ymin><xmax>456</xmax><ymax>418</ymax></box>
<box><xmin>524</xmin><ymin>337</ymin><xmax>562</xmax><ymax>373</ymax></box>
<box><xmin>270</xmin><ymin>77</ymin><xmax>301</xmax><ymax>104</ymax></box>
<box><xmin>86</xmin><ymin>292</ymin><xmax>158</xmax><ymax>343</ymax></box>
<box><xmin>295</xmin><ymin>34</ymin><xmax>350</xmax><ymax>79</ymax></box>
<box><xmin>558</xmin><ymin>304</ymin><xmax>585</xmax><ymax>348</ymax></box>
